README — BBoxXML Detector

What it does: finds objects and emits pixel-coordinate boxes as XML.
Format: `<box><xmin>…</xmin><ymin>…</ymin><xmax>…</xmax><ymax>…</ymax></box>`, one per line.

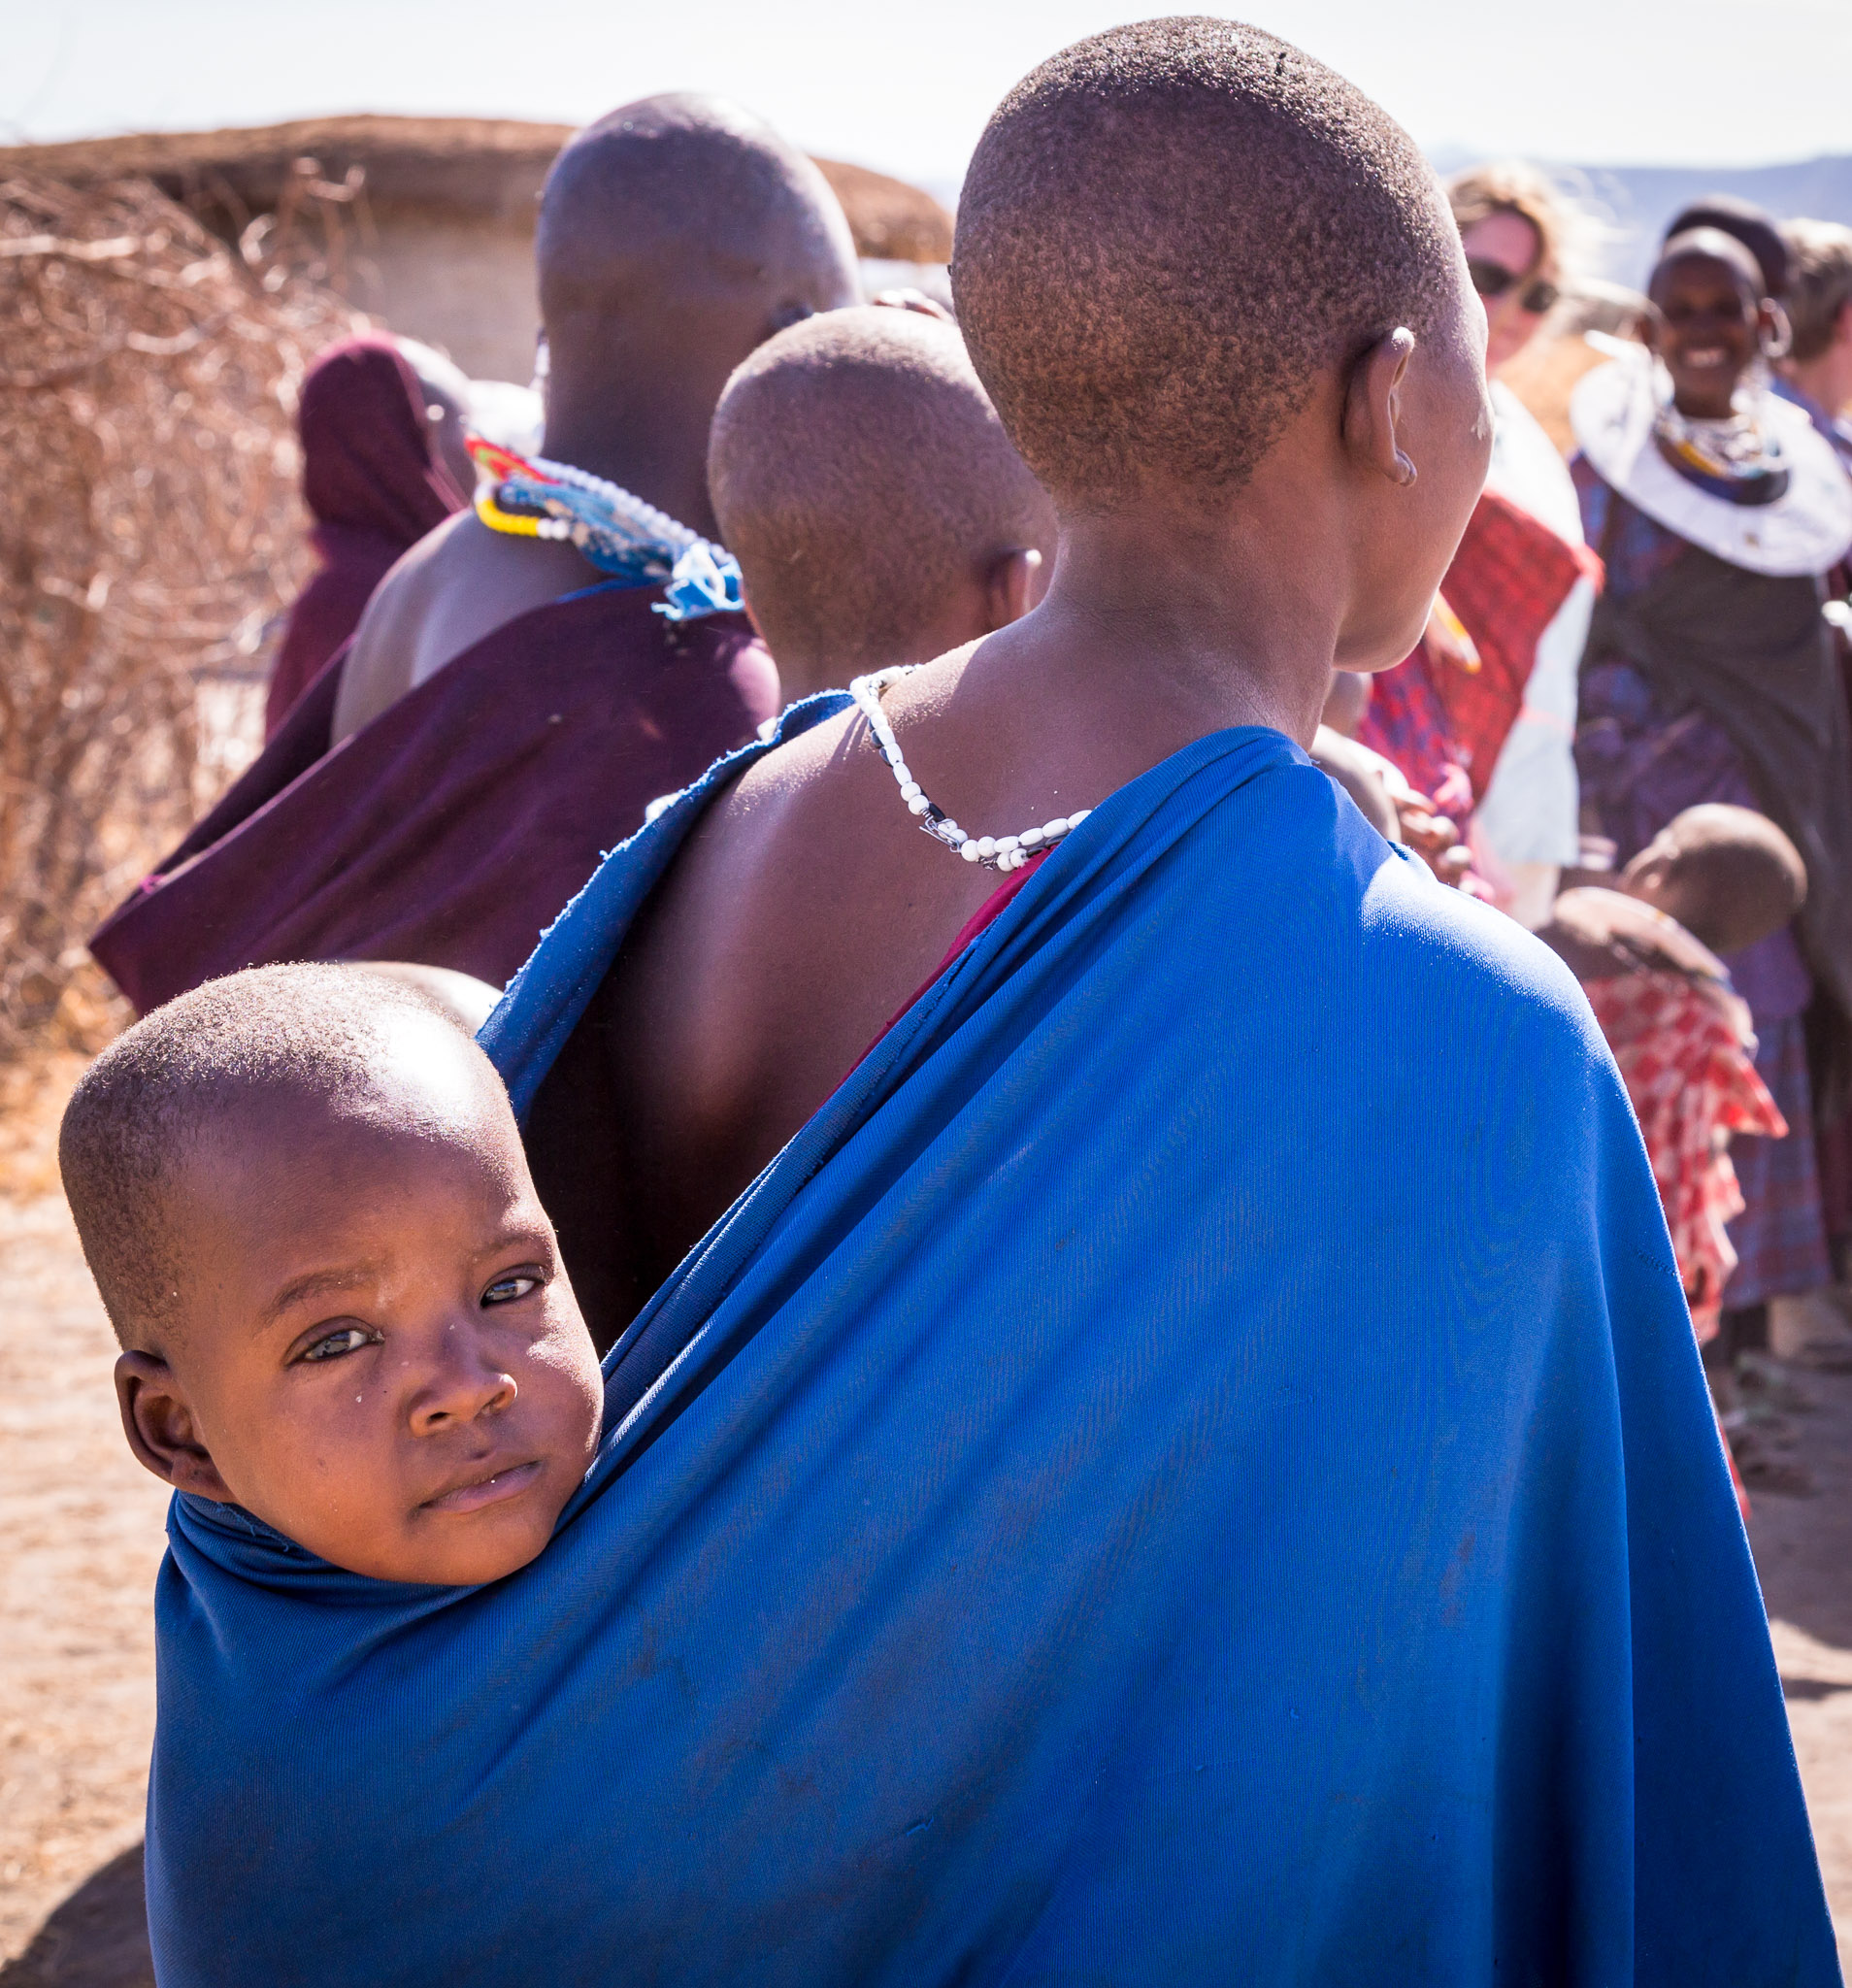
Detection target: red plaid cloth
<box><xmin>1430</xmin><ymin>487</ymin><xmax>1599</xmax><ymax>802</ymax></box>
<box><xmin>1586</xmin><ymin>970</ymin><xmax>1787</xmax><ymax>1338</ymax></box>
<box><xmin>1357</xmin><ymin>488</ymin><xmax>1598</xmax><ymax>812</ymax></box>
<box><xmin>1355</xmin><ymin>647</ymin><xmax>1473</xmax><ymax>818</ymax></box>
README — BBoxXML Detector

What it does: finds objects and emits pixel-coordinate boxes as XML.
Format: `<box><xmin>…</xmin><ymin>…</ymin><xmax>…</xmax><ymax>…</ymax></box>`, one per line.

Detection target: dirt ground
<box><xmin>1</xmin><ymin>1061</ymin><xmax>1850</xmax><ymax>1982</ymax></box>
<box><xmin>0</xmin><ymin>1061</ymin><xmax>167</xmax><ymax>1988</ymax></box>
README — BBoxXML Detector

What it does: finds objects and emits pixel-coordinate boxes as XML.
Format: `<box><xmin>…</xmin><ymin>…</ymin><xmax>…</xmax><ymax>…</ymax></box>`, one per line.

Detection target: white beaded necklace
<box><xmin>849</xmin><ymin>665</ymin><xmax>1091</xmax><ymax>874</ymax></box>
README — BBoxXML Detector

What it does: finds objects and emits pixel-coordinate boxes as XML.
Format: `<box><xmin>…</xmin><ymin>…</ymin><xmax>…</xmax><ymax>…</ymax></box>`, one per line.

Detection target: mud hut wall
<box><xmin>358</xmin><ymin>206</ymin><xmax>539</xmax><ymax>381</ymax></box>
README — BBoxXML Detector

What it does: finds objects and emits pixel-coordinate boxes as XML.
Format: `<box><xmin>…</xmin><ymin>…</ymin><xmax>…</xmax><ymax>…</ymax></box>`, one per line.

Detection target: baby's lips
<box><xmin>418</xmin><ymin>1455</ymin><xmax>545</xmax><ymax>1514</ymax></box>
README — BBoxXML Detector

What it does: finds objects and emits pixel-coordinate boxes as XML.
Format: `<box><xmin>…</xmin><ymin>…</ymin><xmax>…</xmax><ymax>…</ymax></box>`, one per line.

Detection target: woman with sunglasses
<box><xmin>1441</xmin><ymin>164</ymin><xmax>1591</xmax><ymax>931</ymax></box>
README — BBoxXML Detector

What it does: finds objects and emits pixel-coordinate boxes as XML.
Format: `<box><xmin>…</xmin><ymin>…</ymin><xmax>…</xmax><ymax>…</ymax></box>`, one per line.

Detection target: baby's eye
<box><xmin>299</xmin><ymin>1325</ymin><xmax>378</xmax><ymax>1364</ymax></box>
<box><xmin>481</xmin><ymin>1273</ymin><xmax>542</xmax><ymax>1308</ymax></box>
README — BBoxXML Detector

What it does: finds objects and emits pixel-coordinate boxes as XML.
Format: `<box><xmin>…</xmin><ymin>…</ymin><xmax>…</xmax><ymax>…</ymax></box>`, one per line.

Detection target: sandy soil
<box><xmin>1751</xmin><ymin>1353</ymin><xmax>1852</xmax><ymax>1980</ymax></box>
<box><xmin>0</xmin><ymin>1183</ymin><xmax>165</xmax><ymax>1986</ymax></box>
<box><xmin>1</xmin><ymin>1058</ymin><xmax>1849</xmax><ymax>1981</ymax></box>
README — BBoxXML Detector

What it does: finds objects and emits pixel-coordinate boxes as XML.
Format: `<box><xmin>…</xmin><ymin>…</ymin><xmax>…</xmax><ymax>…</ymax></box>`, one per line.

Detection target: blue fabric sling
<box><xmin>147</xmin><ymin>710</ymin><xmax>1836</xmax><ymax>1985</ymax></box>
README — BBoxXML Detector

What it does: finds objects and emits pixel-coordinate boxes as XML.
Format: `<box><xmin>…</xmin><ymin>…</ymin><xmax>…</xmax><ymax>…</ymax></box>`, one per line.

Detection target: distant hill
<box><xmin>1573</xmin><ymin>156</ymin><xmax>1852</xmax><ymax>284</ymax></box>
<box><xmin>1433</xmin><ymin>151</ymin><xmax>1852</xmax><ymax>289</ymax></box>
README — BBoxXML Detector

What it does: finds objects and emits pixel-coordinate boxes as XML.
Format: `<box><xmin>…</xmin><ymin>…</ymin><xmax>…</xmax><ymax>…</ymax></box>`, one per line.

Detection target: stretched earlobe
<box><xmin>1760</xmin><ymin>300</ymin><xmax>1794</xmax><ymax>362</ymax></box>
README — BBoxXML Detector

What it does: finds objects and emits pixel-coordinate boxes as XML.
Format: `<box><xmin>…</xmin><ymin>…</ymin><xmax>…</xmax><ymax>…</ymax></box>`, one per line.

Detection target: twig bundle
<box><xmin>0</xmin><ymin>171</ymin><xmax>358</xmax><ymax>1055</ymax></box>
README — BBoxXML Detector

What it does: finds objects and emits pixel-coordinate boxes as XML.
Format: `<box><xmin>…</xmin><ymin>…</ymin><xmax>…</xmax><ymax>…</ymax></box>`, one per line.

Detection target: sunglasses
<box><xmin>1468</xmin><ymin>257</ymin><xmax>1559</xmax><ymax>315</ymax></box>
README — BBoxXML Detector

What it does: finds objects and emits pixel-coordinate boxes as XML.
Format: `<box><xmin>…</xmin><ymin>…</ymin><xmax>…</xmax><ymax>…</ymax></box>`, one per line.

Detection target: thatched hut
<box><xmin>0</xmin><ymin>117</ymin><xmax>954</xmax><ymax>381</ymax></box>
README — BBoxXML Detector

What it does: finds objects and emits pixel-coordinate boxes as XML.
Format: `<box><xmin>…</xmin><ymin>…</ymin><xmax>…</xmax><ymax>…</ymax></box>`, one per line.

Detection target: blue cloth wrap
<box><xmin>148</xmin><ymin>712</ymin><xmax>1836</xmax><ymax>1985</ymax></box>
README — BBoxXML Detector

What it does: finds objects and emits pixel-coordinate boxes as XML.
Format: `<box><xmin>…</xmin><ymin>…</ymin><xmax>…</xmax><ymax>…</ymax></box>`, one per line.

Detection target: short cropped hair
<box><xmin>710</xmin><ymin>308</ymin><xmax>1049</xmax><ymax>677</ymax></box>
<box><xmin>1653</xmin><ymin>228</ymin><xmax>1765</xmax><ymax>304</ymax></box>
<box><xmin>1781</xmin><ymin>219</ymin><xmax>1852</xmax><ymax>364</ymax></box>
<box><xmin>952</xmin><ymin>17</ymin><xmax>1458</xmax><ymax>506</ymax></box>
<box><xmin>1663</xmin><ymin>196</ymin><xmax>1789</xmax><ymax>300</ymax></box>
<box><xmin>59</xmin><ymin>965</ymin><xmax>465</xmax><ymax>1346</ymax></box>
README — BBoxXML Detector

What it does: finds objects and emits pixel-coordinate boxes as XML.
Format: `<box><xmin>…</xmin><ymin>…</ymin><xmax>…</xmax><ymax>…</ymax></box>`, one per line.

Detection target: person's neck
<box><xmin>1001</xmin><ymin>502</ymin><xmax>1347</xmax><ymax>751</ymax></box>
<box><xmin>1670</xmin><ymin>381</ymin><xmax>1743</xmax><ymax>421</ymax></box>
<box><xmin>540</xmin><ymin>385</ymin><xmax>720</xmax><ymax>541</ymax></box>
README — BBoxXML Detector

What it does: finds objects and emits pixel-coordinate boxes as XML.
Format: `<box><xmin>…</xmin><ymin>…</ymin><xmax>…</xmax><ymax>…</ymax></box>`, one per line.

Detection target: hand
<box><xmin>1396</xmin><ymin>796</ymin><xmax>1472</xmax><ymax>887</ymax></box>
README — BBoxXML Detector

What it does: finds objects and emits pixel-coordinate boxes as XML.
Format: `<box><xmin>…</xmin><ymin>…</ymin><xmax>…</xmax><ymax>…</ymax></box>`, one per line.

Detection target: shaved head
<box><xmin>1621</xmin><ymin>804</ymin><xmax>1806</xmax><ymax>957</ymax></box>
<box><xmin>710</xmin><ymin>308</ymin><xmax>1053</xmax><ymax>686</ymax></box>
<box><xmin>538</xmin><ymin>93</ymin><xmax>859</xmax><ymax>336</ymax></box>
<box><xmin>1663</xmin><ymin>198</ymin><xmax>1788</xmax><ymax>299</ymax></box>
<box><xmin>953</xmin><ymin>17</ymin><xmax>1460</xmax><ymax>508</ymax></box>
<box><xmin>60</xmin><ymin>965</ymin><xmax>487</xmax><ymax>1349</ymax></box>
<box><xmin>1653</xmin><ymin>227</ymin><xmax>1766</xmax><ymax>302</ymax></box>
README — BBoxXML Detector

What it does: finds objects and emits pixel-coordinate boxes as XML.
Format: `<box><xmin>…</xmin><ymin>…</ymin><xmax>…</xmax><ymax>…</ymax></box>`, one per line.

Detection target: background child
<box><xmin>1614</xmin><ymin>801</ymin><xmax>1809</xmax><ymax>957</ymax></box>
<box><xmin>707</xmin><ymin>303</ymin><xmax>1055</xmax><ymax>700</ymax></box>
<box><xmin>58</xmin><ymin>962</ymin><xmax>603</xmax><ymax>1585</ymax></box>
<box><xmin>1538</xmin><ymin>806</ymin><xmax>1804</xmax><ymax>1346</ymax></box>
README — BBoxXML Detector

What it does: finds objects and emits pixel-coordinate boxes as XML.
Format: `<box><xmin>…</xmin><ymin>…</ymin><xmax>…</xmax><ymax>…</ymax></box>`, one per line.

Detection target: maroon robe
<box><xmin>93</xmin><ymin>582</ymin><xmax>777</xmax><ymax>1011</ymax></box>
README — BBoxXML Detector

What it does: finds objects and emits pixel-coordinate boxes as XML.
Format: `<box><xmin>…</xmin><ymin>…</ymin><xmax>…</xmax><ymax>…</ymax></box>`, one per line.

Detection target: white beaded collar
<box><xmin>849</xmin><ymin>666</ymin><xmax>1091</xmax><ymax>874</ymax></box>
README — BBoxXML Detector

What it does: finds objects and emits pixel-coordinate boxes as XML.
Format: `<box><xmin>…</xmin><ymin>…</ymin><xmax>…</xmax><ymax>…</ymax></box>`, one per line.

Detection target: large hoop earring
<box><xmin>1761</xmin><ymin>302</ymin><xmax>1794</xmax><ymax>362</ymax></box>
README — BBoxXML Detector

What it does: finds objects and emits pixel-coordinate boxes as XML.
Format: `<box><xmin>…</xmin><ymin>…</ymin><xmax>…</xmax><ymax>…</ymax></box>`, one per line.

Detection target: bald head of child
<box><xmin>709</xmin><ymin>306</ymin><xmax>1055</xmax><ymax>697</ymax></box>
<box><xmin>1618</xmin><ymin>804</ymin><xmax>1806</xmax><ymax>957</ymax></box>
<box><xmin>59</xmin><ymin>965</ymin><xmax>602</xmax><ymax>1586</ymax></box>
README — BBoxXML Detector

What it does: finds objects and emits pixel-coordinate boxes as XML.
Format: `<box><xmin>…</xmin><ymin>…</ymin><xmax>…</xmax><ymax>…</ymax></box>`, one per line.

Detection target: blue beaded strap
<box><xmin>468</xmin><ymin>436</ymin><xmax>744</xmax><ymax>622</ymax></box>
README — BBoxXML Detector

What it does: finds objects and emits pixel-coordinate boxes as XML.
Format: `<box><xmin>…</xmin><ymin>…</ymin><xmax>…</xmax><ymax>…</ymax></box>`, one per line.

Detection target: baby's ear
<box><xmin>115</xmin><ymin>1352</ymin><xmax>234</xmax><ymax>1501</ymax></box>
<box><xmin>984</xmin><ymin>547</ymin><xmax>1043</xmax><ymax>633</ymax></box>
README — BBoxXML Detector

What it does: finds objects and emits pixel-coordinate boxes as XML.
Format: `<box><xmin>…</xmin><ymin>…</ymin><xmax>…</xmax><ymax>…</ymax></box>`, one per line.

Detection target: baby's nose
<box><xmin>410</xmin><ymin>1355</ymin><xmax>517</xmax><ymax>1432</ymax></box>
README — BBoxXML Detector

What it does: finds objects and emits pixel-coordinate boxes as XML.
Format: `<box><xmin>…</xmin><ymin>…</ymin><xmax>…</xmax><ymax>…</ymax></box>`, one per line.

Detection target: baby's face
<box><xmin>120</xmin><ymin>1030</ymin><xmax>603</xmax><ymax>1586</ymax></box>
<box><xmin>1619</xmin><ymin>835</ymin><xmax>1687</xmax><ymax>921</ymax></box>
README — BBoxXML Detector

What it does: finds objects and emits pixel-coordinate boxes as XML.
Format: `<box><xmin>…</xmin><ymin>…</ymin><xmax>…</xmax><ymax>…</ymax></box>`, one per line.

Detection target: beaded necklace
<box><xmin>467</xmin><ymin>435</ymin><xmax>744</xmax><ymax>621</ymax></box>
<box><xmin>850</xmin><ymin>665</ymin><xmax>1091</xmax><ymax>873</ymax></box>
<box><xmin>1651</xmin><ymin>392</ymin><xmax>1791</xmax><ymax>508</ymax></box>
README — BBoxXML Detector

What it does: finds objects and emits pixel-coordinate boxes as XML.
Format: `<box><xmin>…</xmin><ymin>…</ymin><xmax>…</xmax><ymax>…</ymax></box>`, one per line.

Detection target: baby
<box><xmin>1542</xmin><ymin>803</ymin><xmax>1806</xmax><ymax>977</ymax></box>
<box><xmin>1614</xmin><ymin>802</ymin><xmax>1807</xmax><ymax>955</ymax></box>
<box><xmin>1537</xmin><ymin>805</ymin><xmax>1805</xmax><ymax>1367</ymax></box>
<box><xmin>58</xmin><ymin>962</ymin><xmax>603</xmax><ymax>1585</ymax></box>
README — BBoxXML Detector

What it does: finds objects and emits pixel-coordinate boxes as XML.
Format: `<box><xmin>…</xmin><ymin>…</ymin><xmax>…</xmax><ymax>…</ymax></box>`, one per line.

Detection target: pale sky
<box><xmin>7</xmin><ymin>0</ymin><xmax>1849</xmax><ymax>192</ymax></box>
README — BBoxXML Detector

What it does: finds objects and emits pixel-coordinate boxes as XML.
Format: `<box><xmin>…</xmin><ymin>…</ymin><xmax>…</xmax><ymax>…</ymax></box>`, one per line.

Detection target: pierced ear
<box><xmin>1342</xmin><ymin>327</ymin><xmax>1418</xmax><ymax>487</ymax></box>
<box><xmin>1759</xmin><ymin>300</ymin><xmax>1793</xmax><ymax>362</ymax></box>
<box><xmin>983</xmin><ymin>547</ymin><xmax>1043</xmax><ymax>633</ymax></box>
<box><xmin>115</xmin><ymin>1351</ymin><xmax>234</xmax><ymax>1501</ymax></box>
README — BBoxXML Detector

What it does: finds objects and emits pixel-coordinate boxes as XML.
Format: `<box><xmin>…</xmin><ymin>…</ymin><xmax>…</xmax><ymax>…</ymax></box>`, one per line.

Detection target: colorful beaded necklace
<box><xmin>467</xmin><ymin>435</ymin><xmax>744</xmax><ymax>621</ymax></box>
<box><xmin>1652</xmin><ymin>393</ymin><xmax>1791</xmax><ymax>508</ymax></box>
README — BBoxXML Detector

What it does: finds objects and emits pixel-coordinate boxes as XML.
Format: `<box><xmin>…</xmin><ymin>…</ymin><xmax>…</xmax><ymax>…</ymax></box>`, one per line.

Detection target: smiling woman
<box><xmin>1571</xmin><ymin>217</ymin><xmax>1852</xmax><ymax>1371</ymax></box>
<box><xmin>55</xmin><ymin>961</ymin><xmax>605</xmax><ymax>1585</ymax></box>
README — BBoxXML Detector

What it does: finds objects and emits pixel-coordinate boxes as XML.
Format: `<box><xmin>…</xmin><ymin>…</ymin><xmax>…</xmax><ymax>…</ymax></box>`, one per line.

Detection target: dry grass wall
<box><xmin>0</xmin><ymin>171</ymin><xmax>358</xmax><ymax>1059</ymax></box>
